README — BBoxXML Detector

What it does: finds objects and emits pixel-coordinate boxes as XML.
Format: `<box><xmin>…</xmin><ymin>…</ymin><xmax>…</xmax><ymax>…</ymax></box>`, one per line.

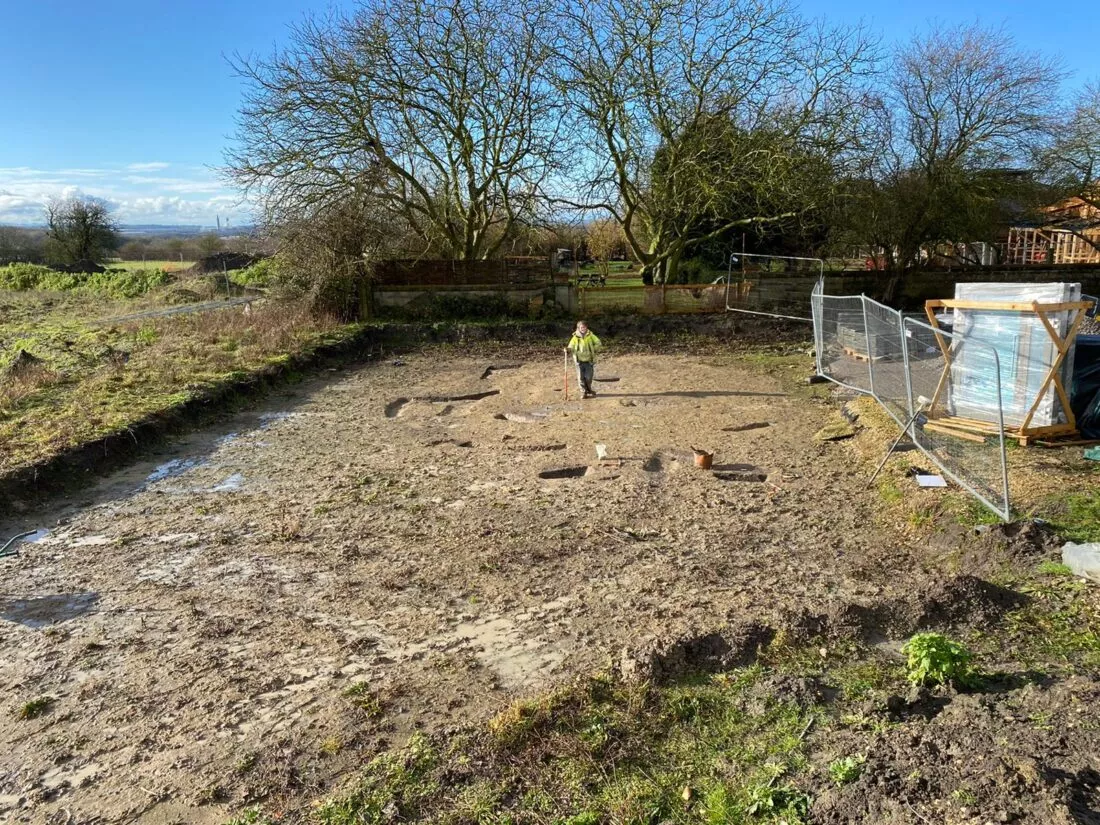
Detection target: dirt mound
<box><xmin>745</xmin><ymin>673</ymin><xmax>827</xmax><ymax>712</ymax></box>
<box><xmin>51</xmin><ymin>259</ymin><xmax>105</xmax><ymax>274</ymax></box>
<box><xmin>904</xmin><ymin>575</ymin><xmax>1028</xmax><ymax>632</ymax></box>
<box><xmin>187</xmin><ymin>252</ymin><xmax>263</xmax><ymax>274</ymax></box>
<box><xmin>812</xmin><ymin>681</ymin><xmax>1100</xmax><ymax>825</ymax></box>
<box><xmin>621</xmin><ymin>574</ymin><xmax>1026</xmax><ymax>688</ymax></box>
<box><xmin>964</xmin><ymin>519</ymin><xmax>1061</xmax><ymax>572</ymax></box>
<box><xmin>619</xmin><ymin>621</ymin><xmax>775</xmax><ymax>684</ymax></box>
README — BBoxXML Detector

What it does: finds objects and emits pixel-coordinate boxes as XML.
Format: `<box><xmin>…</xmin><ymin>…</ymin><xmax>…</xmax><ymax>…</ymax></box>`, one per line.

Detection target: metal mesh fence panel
<box><xmin>811</xmin><ymin>287</ymin><xmax>1010</xmax><ymax>520</ymax></box>
<box><xmin>578</xmin><ymin>285</ymin><xmax>727</xmax><ymax>316</ymax></box>
<box><xmin>866</xmin><ymin>300</ymin><xmax>911</xmax><ymax>426</ymax></box>
<box><xmin>725</xmin><ymin>253</ymin><xmax>823</xmax><ymax>321</ymax></box>
<box><xmin>903</xmin><ymin>318</ymin><xmax>1010</xmax><ymax>520</ymax></box>
<box><xmin>815</xmin><ymin>292</ymin><xmax>873</xmax><ymax>393</ymax></box>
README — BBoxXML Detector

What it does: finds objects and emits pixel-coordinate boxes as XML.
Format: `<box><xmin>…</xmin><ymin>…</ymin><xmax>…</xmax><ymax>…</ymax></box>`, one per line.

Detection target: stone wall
<box><xmin>370</xmin><ymin>265</ymin><xmax>1100</xmax><ymax>318</ymax></box>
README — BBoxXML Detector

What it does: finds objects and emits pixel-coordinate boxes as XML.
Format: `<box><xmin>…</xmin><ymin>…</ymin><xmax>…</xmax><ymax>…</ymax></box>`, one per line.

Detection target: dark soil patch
<box><xmin>765</xmin><ymin>574</ymin><xmax>1028</xmax><ymax>645</ymax></box>
<box><xmin>384</xmin><ymin>398</ymin><xmax>410</xmax><ymax>418</ymax></box>
<box><xmin>52</xmin><ymin>260</ymin><xmax>105</xmax><ymax>274</ymax></box>
<box><xmin>713</xmin><ymin>464</ymin><xmax>768</xmax><ymax>482</ymax></box>
<box><xmin>187</xmin><ymin>252</ymin><xmax>264</xmax><ymax>275</ymax></box>
<box><xmin>480</xmin><ymin>364</ymin><xmax>524</xmax><ymax>380</ymax></box>
<box><xmin>619</xmin><ymin>621</ymin><xmax>776</xmax><ymax>684</ymax></box>
<box><xmin>417</xmin><ymin>390</ymin><xmax>500</xmax><ymax>403</ymax></box>
<box><xmin>812</xmin><ymin>680</ymin><xmax>1100</xmax><ymax>825</ymax></box>
<box><xmin>537</xmin><ymin>466</ymin><xmax>589</xmax><ymax>480</ymax></box>
<box><xmin>722</xmin><ymin>422</ymin><xmax>771</xmax><ymax>432</ymax></box>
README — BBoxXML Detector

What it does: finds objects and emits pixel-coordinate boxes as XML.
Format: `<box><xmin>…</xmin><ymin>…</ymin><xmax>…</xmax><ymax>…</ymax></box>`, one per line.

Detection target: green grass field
<box><xmin>108</xmin><ymin>259</ymin><xmax>195</xmax><ymax>272</ymax></box>
<box><xmin>0</xmin><ymin>285</ymin><xmax>352</xmax><ymax>476</ymax></box>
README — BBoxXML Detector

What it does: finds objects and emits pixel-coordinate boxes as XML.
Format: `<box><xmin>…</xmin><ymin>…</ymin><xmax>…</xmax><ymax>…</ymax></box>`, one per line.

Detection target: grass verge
<box><xmin>313</xmin><ymin>668</ymin><xmax>820</xmax><ymax>825</ymax></box>
<box><xmin>0</xmin><ymin>289</ymin><xmax>361</xmax><ymax>485</ymax></box>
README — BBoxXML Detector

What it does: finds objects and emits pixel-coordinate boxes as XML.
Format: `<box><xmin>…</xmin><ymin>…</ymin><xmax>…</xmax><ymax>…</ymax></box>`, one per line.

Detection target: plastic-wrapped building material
<box><xmin>1072</xmin><ymin>335</ymin><xmax>1100</xmax><ymax>438</ymax></box>
<box><xmin>948</xmin><ymin>283</ymin><xmax>1081</xmax><ymax>427</ymax></box>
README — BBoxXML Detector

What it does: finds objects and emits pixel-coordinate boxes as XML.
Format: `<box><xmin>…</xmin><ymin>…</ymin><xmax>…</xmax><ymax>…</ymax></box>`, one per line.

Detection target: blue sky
<box><xmin>1</xmin><ymin>0</ymin><xmax>1098</xmax><ymax>226</ymax></box>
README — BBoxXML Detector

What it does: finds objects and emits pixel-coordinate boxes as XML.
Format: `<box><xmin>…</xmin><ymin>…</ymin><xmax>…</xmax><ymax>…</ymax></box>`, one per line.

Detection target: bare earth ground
<box><xmin>0</xmin><ymin>346</ymin><xmax>1092</xmax><ymax>823</ymax></box>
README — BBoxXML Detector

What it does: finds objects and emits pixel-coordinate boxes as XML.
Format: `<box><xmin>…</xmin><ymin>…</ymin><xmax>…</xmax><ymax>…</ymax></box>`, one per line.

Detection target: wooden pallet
<box><xmin>924</xmin><ymin>415</ymin><xmax>1076</xmax><ymax>447</ymax></box>
<box><xmin>841</xmin><ymin>346</ymin><xmax>885</xmax><ymax>363</ymax></box>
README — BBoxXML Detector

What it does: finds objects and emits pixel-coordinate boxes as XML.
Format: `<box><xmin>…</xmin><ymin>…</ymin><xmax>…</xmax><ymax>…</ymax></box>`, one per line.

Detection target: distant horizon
<box><xmin>0</xmin><ymin>221</ymin><xmax>255</xmax><ymax>234</ymax></box>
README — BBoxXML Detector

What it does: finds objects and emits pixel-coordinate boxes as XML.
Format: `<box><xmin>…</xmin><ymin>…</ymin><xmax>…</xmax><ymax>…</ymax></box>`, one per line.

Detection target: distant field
<box><xmin>109</xmin><ymin>259</ymin><xmax>194</xmax><ymax>272</ymax></box>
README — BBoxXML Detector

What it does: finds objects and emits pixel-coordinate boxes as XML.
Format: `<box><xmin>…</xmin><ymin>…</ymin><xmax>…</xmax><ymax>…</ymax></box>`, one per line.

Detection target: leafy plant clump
<box><xmin>17</xmin><ymin>696</ymin><xmax>53</xmax><ymax>720</ymax></box>
<box><xmin>902</xmin><ymin>633</ymin><xmax>977</xmax><ymax>687</ymax></box>
<box><xmin>0</xmin><ymin>263</ymin><xmax>172</xmax><ymax>298</ymax></box>
<box><xmin>234</xmin><ymin>257</ymin><xmax>281</xmax><ymax>287</ymax></box>
<box><xmin>828</xmin><ymin>754</ymin><xmax>866</xmax><ymax>786</ymax></box>
<box><xmin>0</xmin><ymin>263</ymin><xmax>54</xmax><ymax>290</ymax></box>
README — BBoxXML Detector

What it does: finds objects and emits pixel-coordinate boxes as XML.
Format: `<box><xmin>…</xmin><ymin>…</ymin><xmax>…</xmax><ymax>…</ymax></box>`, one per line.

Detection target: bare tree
<box><xmin>843</xmin><ymin>23</ymin><xmax>1061</xmax><ymax>279</ymax></box>
<box><xmin>44</xmin><ymin>197</ymin><xmax>119</xmax><ymax>267</ymax></box>
<box><xmin>227</xmin><ymin>0</ymin><xmax>562</xmax><ymax>261</ymax></box>
<box><xmin>1044</xmin><ymin>81</ymin><xmax>1100</xmax><ymax>252</ymax></box>
<box><xmin>585</xmin><ymin>217</ymin><xmax>627</xmax><ymax>279</ymax></box>
<box><xmin>273</xmin><ymin>195</ymin><xmax>383</xmax><ymax>319</ymax></box>
<box><xmin>555</xmin><ymin>0</ymin><xmax>877</xmax><ymax>283</ymax></box>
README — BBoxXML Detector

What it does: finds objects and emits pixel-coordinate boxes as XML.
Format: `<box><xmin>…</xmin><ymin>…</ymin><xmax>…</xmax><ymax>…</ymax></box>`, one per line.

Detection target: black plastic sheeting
<box><xmin>1073</xmin><ymin>335</ymin><xmax>1100</xmax><ymax>438</ymax></box>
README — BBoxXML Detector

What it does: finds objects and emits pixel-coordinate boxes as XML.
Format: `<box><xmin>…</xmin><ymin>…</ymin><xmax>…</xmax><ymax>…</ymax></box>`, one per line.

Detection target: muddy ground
<box><xmin>0</xmin><ymin>344</ymin><xmax>1095</xmax><ymax>823</ymax></box>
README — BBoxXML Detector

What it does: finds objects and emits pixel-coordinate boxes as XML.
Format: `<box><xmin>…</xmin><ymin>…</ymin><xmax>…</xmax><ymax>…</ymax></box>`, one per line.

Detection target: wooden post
<box><xmin>924</xmin><ymin>300</ymin><xmax>954</xmax><ymax>416</ymax></box>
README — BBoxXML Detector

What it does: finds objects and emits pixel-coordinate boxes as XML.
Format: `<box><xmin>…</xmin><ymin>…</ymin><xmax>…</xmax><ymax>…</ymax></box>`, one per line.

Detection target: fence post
<box><xmin>861</xmin><ymin>298</ymin><xmax>876</xmax><ymax>398</ymax></box>
<box><xmin>900</xmin><ymin>315</ymin><xmax>915</xmax><ymax>423</ymax></box>
<box><xmin>992</xmin><ymin>348</ymin><xmax>1011</xmax><ymax>519</ymax></box>
<box><xmin>811</xmin><ymin>279</ymin><xmax>824</xmax><ymax>376</ymax></box>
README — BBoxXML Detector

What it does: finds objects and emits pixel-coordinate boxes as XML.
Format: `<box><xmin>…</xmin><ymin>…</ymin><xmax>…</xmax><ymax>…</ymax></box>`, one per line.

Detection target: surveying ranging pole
<box><xmin>723</xmin><ymin>252</ymin><xmax>824</xmax><ymax>324</ymax></box>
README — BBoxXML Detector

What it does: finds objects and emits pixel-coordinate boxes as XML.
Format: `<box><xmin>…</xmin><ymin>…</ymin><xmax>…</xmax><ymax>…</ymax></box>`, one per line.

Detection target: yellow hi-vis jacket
<box><xmin>567</xmin><ymin>330</ymin><xmax>602</xmax><ymax>363</ymax></box>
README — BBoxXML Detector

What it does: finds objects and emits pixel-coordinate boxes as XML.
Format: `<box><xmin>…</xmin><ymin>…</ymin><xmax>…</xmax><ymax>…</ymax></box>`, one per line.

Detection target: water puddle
<box><xmin>215</xmin><ymin>432</ymin><xmax>240</xmax><ymax>447</ymax></box>
<box><xmin>0</xmin><ymin>592</ymin><xmax>100</xmax><ymax>628</ymax></box>
<box><xmin>10</xmin><ymin>528</ymin><xmax>51</xmax><ymax>546</ymax></box>
<box><xmin>259</xmin><ymin>411</ymin><xmax>295</xmax><ymax>426</ymax></box>
<box><xmin>538</xmin><ymin>466</ymin><xmax>590</xmax><ymax>480</ymax></box>
<box><xmin>147</xmin><ymin>457</ymin><xmax>203</xmax><ymax>483</ymax></box>
<box><xmin>495</xmin><ymin>411</ymin><xmax>550</xmax><ymax>424</ymax></box>
<box><xmin>211</xmin><ymin>473</ymin><xmax>245</xmax><ymax>492</ymax></box>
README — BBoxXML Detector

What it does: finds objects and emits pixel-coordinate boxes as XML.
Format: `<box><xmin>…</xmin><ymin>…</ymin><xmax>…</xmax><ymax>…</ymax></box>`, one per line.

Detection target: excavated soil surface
<box><xmin>0</xmin><ymin>348</ymin><xmax>1094</xmax><ymax>823</ymax></box>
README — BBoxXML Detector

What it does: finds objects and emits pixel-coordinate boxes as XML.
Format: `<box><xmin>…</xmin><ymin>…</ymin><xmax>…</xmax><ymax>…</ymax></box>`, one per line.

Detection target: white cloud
<box><xmin>0</xmin><ymin>164</ymin><xmax>251</xmax><ymax>226</ymax></box>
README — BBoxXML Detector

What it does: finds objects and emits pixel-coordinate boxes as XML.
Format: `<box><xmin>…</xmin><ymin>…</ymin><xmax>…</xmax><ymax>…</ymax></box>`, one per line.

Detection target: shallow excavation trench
<box><xmin>385</xmin><ymin>389</ymin><xmax>500</xmax><ymax>418</ymax></box>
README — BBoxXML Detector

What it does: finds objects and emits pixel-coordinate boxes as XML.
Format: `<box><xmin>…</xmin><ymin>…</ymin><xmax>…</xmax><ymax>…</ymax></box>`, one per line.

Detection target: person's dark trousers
<box><xmin>577</xmin><ymin>361</ymin><xmax>595</xmax><ymax>395</ymax></box>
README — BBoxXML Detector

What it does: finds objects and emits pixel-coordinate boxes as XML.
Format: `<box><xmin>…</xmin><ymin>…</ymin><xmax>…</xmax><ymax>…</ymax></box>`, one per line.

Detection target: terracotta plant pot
<box><xmin>693</xmin><ymin>449</ymin><xmax>713</xmax><ymax>470</ymax></box>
